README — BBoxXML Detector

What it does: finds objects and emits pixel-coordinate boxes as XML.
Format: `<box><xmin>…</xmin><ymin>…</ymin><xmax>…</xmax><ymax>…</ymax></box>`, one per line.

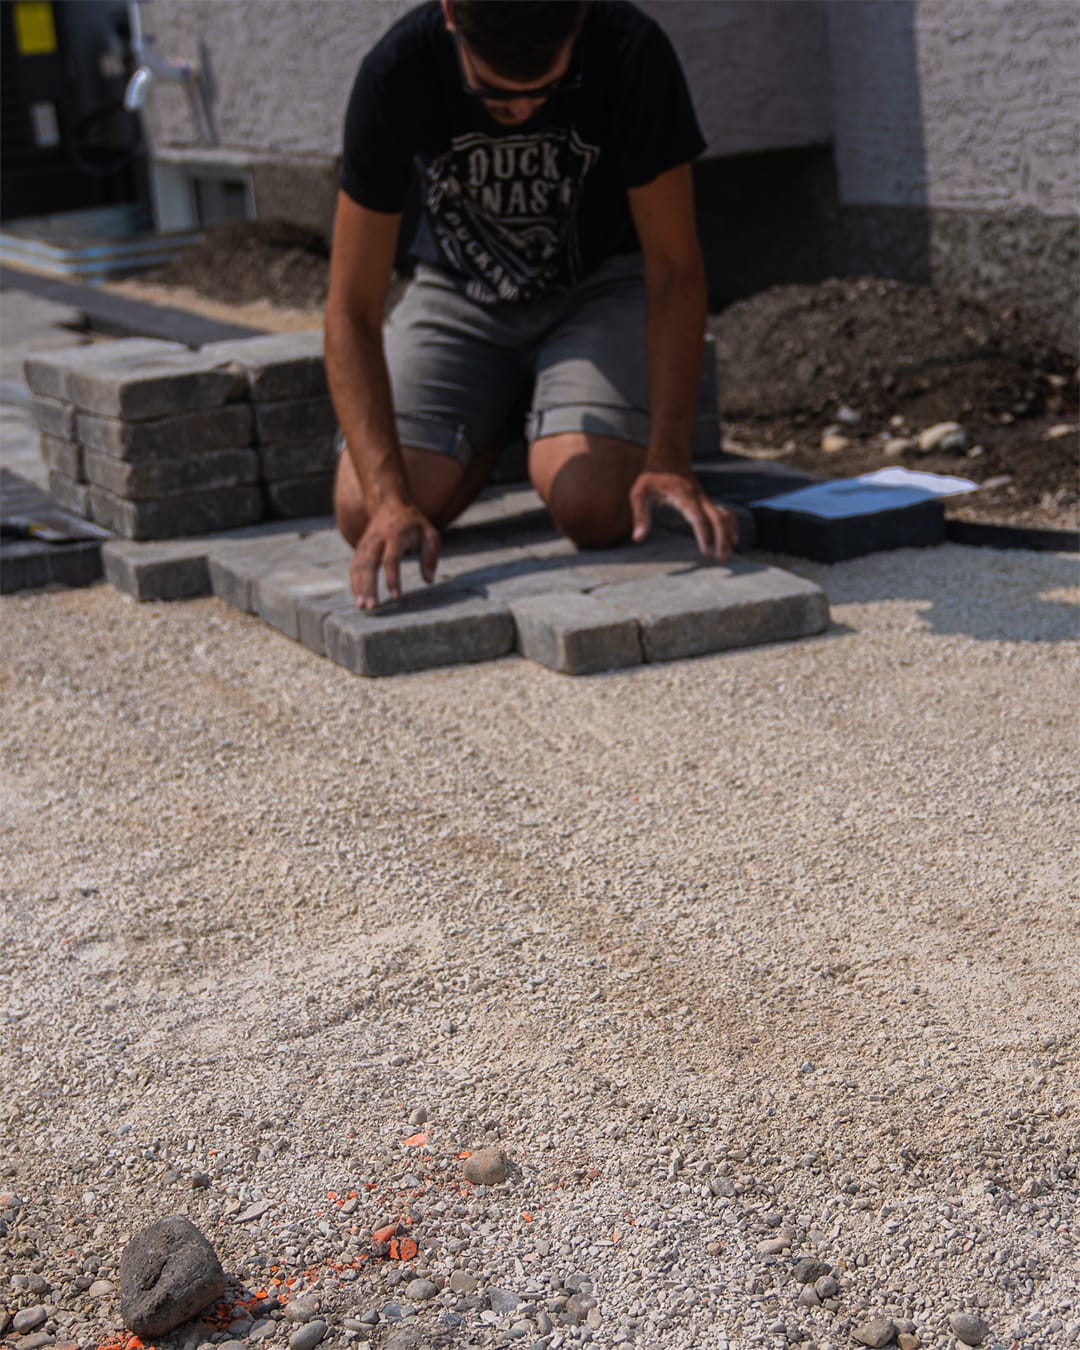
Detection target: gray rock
<box><xmin>119</xmin><ymin>1215</ymin><xmax>227</xmax><ymax>1337</ymax></box>
<box><xmin>449</xmin><ymin>1271</ymin><xmax>479</xmax><ymax>1294</ymax></box>
<box><xmin>566</xmin><ymin>1292</ymin><xmax>597</xmax><ymax>1320</ymax></box>
<box><xmin>852</xmin><ymin>1317</ymin><xmax>897</xmax><ymax>1348</ymax></box>
<box><xmin>793</xmin><ymin>1258</ymin><xmax>830</xmax><ymax>1284</ymax></box>
<box><xmin>284</xmin><ymin>1297</ymin><xmax>320</xmax><ymax>1324</ymax></box>
<box><xmin>89</xmin><ymin>1278</ymin><xmax>116</xmax><ymax>1296</ymax></box>
<box><xmin>949</xmin><ymin>1312</ymin><xmax>990</xmax><ymax>1345</ymax></box>
<box><xmin>463</xmin><ymin>1147</ymin><xmax>508</xmax><ymax>1186</ymax></box>
<box><xmin>16</xmin><ymin>1334</ymin><xmax>54</xmax><ymax>1350</ymax></box>
<box><xmin>814</xmin><ymin>1274</ymin><xmax>839</xmax><ymax>1298</ymax></box>
<box><xmin>488</xmin><ymin>1288</ymin><xmax>520</xmax><ymax>1316</ymax></box>
<box><xmin>288</xmin><ymin>1319</ymin><xmax>327</xmax><ymax>1350</ymax></box>
<box><xmin>13</xmin><ymin>1307</ymin><xmax>48</xmax><ymax>1333</ymax></box>
<box><xmin>404</xmin><ymin>1278</ymin><xmax>437</xmax><ymax>1301</ymax></box>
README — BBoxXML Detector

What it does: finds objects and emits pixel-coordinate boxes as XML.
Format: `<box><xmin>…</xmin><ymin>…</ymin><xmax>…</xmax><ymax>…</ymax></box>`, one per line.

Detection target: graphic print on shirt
<box><xmin>425</xmin><ymin>127</ymin><xmax>600</xmax><ymax>303</ymax></box>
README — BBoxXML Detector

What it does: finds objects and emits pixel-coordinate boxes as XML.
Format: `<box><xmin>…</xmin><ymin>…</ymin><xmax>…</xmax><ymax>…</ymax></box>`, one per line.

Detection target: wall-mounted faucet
<box><xmin>123</xmin><ymin>0</ymin><xmax>212</xmax><ymax>143</ymax></box>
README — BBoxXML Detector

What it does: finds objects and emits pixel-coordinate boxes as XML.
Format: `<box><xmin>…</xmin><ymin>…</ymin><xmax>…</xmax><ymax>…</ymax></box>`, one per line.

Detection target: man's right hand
<box><xmin>349</xmin><ymin>501</ymin><xmax>442</xmax><ymax>609</ymax></box>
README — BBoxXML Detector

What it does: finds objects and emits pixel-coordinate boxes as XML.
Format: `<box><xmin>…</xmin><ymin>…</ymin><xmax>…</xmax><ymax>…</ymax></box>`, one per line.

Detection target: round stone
<box><xmin>949</xmin><ymin>1312</ymin><xmax>990</xmax><ymax>1346</ymax></box>
<box><xmin>288</xmin><ymin>1319</ymin><xmax>327</xmax><ymax>1350</ymax></box>
<box><xmin>463</xmin><ymin>1147</ymin><xmax>507</xmax><ymax>1186</ymax></box>
<box><xmin>405</xmin><ymin>1278</ymin><xmax>437</xmax><ymax>1301</ymax></box>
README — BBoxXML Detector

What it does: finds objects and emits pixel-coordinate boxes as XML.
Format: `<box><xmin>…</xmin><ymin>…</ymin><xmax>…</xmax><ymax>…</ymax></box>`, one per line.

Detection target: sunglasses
<box><xmin>453</xmin><ymin>33</ymin><xmax>583</xmax><ymax>102</ymax></box>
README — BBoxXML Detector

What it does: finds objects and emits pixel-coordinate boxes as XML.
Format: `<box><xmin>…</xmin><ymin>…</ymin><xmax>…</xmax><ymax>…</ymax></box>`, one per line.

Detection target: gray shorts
<box><xmin>381</xmin><ymin>254</ymin><xmax>718</xmax><ymax>468</ymax></box>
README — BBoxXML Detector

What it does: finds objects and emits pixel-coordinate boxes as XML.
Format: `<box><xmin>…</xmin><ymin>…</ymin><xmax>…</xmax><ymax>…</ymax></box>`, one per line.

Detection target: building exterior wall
<box><xmin>136</xmin><ymin>0</ymin><xmax>1077</xmax><ymax>346</ymax></box>
<box><xmin>827</xmin><ymin>0</ymin><xmax>1078</xmax><ymax>350</ymax></box>
<box><xmin>140</xmin><ymin>0</ymin><xmax>832</xmax><ymax>161</ymax></box>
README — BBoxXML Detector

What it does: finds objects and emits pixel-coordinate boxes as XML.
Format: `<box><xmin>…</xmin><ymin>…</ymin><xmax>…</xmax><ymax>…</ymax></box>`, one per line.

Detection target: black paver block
<box><xmin>753</xmin><ymin>498</ymin><xmax>946</xmax><ymax>562</ymax></box>
<box><xmin>262</xmin><ymin>474</ymin><xmax>335</xmax><ymax>519</ymax></box>
<box><xmin>75</xmin><ymin>405</ymin><xmax>254</xmax><ymax>460</ymax></box>
<box><xmin>89</xmin><ymin>484</ymin><xmax>265</xmax><ymax>540</ymax></box>
<box><xmin>324</xmin><ymin>588</ymin><xmax>514</xmax><ymax>676</ymax></box>
<box><xmin>258</xmin><ymin>437</ymin><xmax>339</xmax><ymax>480</ymax></box>
<box><xmin>84</xmin><ymin>447</ymin><xmax>259</xmax><ymax>499</ymax></box>
<box><xmin>253</xmin><ymin>397</ymin><xmax>338</xmax><ymax>447</ymax></box>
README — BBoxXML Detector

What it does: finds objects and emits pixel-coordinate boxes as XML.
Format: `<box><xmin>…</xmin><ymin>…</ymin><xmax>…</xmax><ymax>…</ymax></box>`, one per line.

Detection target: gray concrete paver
<box><xmin>509</xmin><ymin>591</ymin><xmax>643</xmax><ymax>674</ymax></box>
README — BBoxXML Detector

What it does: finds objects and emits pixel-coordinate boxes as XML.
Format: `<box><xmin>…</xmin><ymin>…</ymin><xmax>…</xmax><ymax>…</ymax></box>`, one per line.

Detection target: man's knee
<box><xmin>530</xmin><ymin>434</ymin><xmax>642</xmax><ymax>549</ymax></box>
<box><xmin>333</xmin><ymin>444</ymin><xmax>468</xmax><ymax>545</ymax></box>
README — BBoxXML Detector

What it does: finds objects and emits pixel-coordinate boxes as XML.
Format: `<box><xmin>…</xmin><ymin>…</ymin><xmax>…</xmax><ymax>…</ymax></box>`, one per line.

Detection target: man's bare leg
<box><xmin>529</xmin><ymin>433</ymin><xmax>646</xmax><ymax>548</ymax></box>
<box><xmin>334</xmin><ymin>443</ymin><xmax>501</xmax><ymax>547</ymax></box>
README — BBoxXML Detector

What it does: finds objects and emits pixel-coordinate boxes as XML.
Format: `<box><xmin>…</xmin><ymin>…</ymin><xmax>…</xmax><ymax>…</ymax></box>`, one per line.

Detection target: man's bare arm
<box><xmin>324</xmin><ymin>192</ymin><xmax>439</xmax><ymax>606</ymax></box>
<box><xmin>628</xmin><ymin>165</ymin><xmax>737</xmax><ymax>561</ymax></box>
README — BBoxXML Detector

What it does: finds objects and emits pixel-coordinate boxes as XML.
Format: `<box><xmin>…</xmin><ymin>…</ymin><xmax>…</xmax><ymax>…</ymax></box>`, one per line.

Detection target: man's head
<box><xmin>442</xmin><ymin>0</ymin><xmax>588</xmax><ymax>125</ymax></box>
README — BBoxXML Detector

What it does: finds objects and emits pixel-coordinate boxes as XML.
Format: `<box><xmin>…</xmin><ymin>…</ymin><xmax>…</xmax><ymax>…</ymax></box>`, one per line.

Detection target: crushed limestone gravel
<box><xmin>1</xmin><ymin>542</ymin><xmax>1077</xmax><ymax>1350</ymax></box>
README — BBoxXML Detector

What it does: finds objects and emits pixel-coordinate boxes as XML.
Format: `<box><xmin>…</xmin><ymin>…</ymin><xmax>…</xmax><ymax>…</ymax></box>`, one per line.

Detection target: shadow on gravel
<box><xmin>764</xmin><ymin>546</ymin><xmax>1079</xmax><ymax>645</ymax></box>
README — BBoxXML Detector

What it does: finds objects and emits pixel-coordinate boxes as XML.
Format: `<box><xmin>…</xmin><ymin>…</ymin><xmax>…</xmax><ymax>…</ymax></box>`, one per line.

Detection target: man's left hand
<box><xmin>629</xmin><ymin>469</ymin><xmax>738</xmax><ymax>562</ymax></box>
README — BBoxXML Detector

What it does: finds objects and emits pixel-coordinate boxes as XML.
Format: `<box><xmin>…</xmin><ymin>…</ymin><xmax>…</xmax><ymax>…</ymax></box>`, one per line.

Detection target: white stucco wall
<box><xmin>637</xmin><ymin>1</ymin><xmax>832</xmax><ymax>157</ymax></box>
<box><xmin>828</xmin><ymin>0</ymin><xmax>1080</xmax><ymax>217</ymax></box>
<box><xmin>140</xmin><ymin>0</ymin><xmax>831</xmax><ymax>160</ymax></box>
<box><xmin>139</xmin><ymin>0</ymin><xmax>412</xmax><ymax>154</ymax></box>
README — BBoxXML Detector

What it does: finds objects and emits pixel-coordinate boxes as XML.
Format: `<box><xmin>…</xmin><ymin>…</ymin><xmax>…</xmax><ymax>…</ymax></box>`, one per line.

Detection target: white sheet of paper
<box><xmin>753</xmin><ymin>467</ymin><xmax>978</xmax><ymax>519</ymax></box>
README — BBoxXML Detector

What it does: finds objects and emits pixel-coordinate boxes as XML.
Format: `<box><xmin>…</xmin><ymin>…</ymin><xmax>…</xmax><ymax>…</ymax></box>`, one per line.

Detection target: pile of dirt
<box><xmin>151</xmin><ymin>220</ymin><xmax>331</xmax><ymax>311</ymax></box>
<box><xmin>146</xmin><ymin>223</ymin><xmax>1078</xmax><ymax>530</ymax></box>
<box><xmin>709</xmin><ymin>276</ymin><xmax>1078</xmax><ymax>530</ymax></box>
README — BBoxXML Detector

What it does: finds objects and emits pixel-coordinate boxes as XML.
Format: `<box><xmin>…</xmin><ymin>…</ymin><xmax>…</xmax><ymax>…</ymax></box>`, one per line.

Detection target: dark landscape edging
<box><xmin>0</xmin><ymin>265</ymin><xmax>266</xmax><ymax>347</ymax></box>
<box><xmin>944</xmin><ymin>518</ymin><xmax>1079</xmax><ymax>553</ymax></box>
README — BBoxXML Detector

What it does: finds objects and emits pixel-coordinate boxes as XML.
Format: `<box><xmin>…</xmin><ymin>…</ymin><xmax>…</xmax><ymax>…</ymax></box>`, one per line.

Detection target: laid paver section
<box><xmin>99</xmin><ymin>497</ymin><xmax>831</xmax><ymax>676</ymax></box>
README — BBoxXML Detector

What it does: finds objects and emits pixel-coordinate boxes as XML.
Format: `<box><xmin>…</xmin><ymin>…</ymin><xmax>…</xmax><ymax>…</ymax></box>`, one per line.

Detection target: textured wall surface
<box><xmin>637</xmin><ymin>1</ymin><xmax>832</xmax><ymax>156</ymax></box>
<box><xmin>140</xmin><ymin>0</ymin><xmax>831</xmax><ymax>160</ymax></box>
<box><xmin>828</xmin><ymin>0</ymin><xmax>1079</xmax><ymax>217</ymax></box>
<box><xmin>139</xmin><ymin>0</ymin><xmax>411</xmax><ymax>155</ymax></box>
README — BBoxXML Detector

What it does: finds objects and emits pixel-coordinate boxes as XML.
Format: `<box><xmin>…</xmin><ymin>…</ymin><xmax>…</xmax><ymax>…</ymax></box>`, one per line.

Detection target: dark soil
<box><xmin>155</xmin><ymin>224</ymin><xmax>1079</xmax><ymax>531</ymax></box>
<box><xmin>710</xmin><ymin>277</ymin><xmax>1078</xmax><ymax>530</ymax></box>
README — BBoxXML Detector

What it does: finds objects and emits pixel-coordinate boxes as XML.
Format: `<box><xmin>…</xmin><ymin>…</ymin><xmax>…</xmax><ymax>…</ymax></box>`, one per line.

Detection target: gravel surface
<box><xmin>2</xmin><ymin>543</ymin><xmax>1078</xmax><ymax>1350</ymax></box>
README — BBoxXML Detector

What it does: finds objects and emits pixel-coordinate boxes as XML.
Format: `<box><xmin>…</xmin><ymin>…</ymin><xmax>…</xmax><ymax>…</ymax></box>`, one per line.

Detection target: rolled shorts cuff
<box><xmin>394</xmin><ymin>415</ymin><xmax>474</xmax><ymax>465</ymax></box>
<box><xmin>526</xmin><ymin>403</ymin><xmax>650</xmax><ymax>448</ymax></box>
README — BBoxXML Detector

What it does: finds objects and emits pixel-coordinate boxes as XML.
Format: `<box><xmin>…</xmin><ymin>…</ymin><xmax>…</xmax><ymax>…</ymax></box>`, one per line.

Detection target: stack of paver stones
<box><xmin>24</xmin><ymin>333</ymin><xmax>332</xmax><ymax>539</ymax></box>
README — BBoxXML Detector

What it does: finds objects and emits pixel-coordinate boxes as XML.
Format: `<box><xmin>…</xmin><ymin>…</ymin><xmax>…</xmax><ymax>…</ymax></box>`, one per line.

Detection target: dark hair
<box><xmin>450</xmin><ymin>1</ymin><xmax>588</xmax><ymax>82</ymax></box>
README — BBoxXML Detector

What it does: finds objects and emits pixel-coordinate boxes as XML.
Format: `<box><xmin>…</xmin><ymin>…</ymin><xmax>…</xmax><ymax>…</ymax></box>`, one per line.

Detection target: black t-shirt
<box><xmin>340</xmin><ymin>0</ymin><xmax>705</xmax><ymax>304</ymax></box>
